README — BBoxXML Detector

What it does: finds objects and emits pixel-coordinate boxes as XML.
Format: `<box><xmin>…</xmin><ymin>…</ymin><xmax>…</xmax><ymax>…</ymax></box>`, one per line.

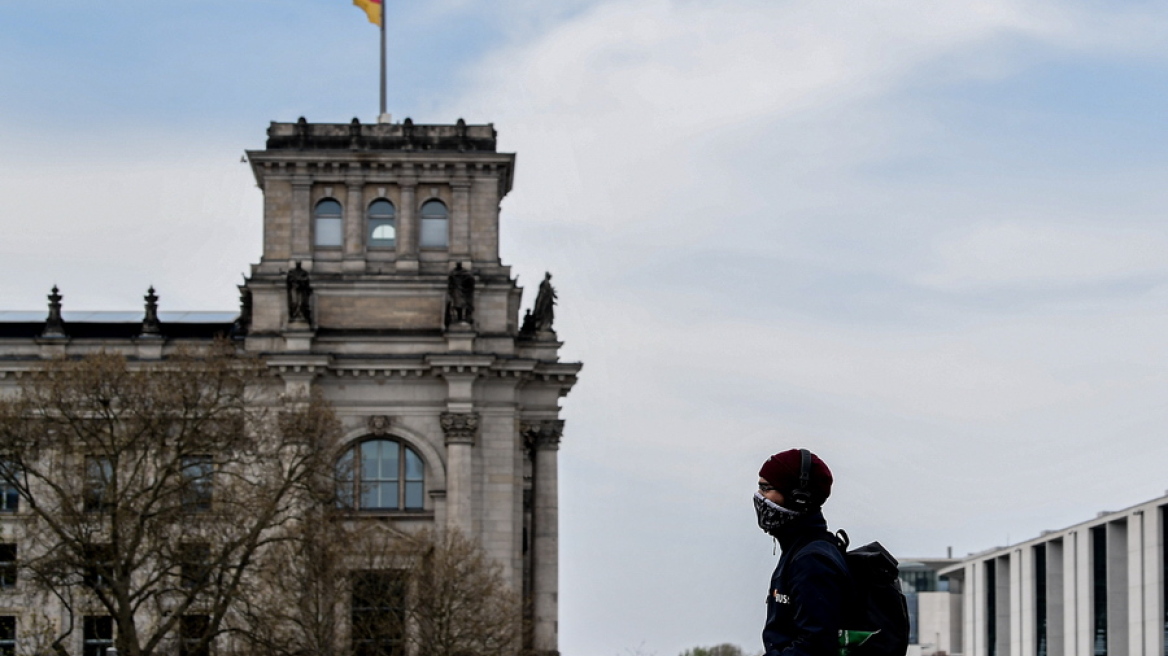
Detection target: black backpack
<box><xmin>833</xmin><ymin>529</ymin><xmax>910</xmax><ymax>656</ymax></box>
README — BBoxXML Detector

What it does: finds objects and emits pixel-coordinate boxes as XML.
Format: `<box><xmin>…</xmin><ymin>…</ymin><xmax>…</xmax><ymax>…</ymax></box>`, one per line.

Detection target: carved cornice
<box><xmin>440</xmin><ymin>412</ymin><xmax>480</xmax><ymax>445</ymax></box>
<box><xmin>521</xmin><ymin>420</ymin><xmax>564</xmax><ymax>452</ymax></box>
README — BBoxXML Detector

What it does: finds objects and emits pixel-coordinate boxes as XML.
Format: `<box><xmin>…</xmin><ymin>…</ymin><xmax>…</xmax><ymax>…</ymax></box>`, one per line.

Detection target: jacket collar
<box><xmin>774</xmin><ymin>508</ymin><xmax>829</xmax><ymax>552</ymax></box>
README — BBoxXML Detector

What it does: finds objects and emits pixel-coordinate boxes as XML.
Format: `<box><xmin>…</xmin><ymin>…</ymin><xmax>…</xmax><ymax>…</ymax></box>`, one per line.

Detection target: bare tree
<box><xmin>0</xmin><ymin>345</ymin><xmax>341</xmax><ymax>656</ymax></box>
<box><xmin>401</xmin><ymin>528</ymin><xmax>521</xmax><ymax>656</ymax></box>
<box><xmin>234</xmin><ymin>520</ymin><xmax>521</xmax><ymax>656</ymax></box>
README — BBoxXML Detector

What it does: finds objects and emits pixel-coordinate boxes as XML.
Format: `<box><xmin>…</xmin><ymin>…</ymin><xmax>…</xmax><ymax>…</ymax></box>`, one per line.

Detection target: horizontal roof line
<box><xmin>0</xmin><ymin>311</ymin><xmax>237</xmax><ymax>323</ymax></box>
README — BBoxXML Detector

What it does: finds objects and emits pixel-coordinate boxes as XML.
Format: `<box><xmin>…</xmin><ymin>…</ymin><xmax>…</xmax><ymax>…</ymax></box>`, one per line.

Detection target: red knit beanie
<box><xmin>758</xmin><ymin>449</ymin><xmax>833</xmax><ymax>509</ymax></box>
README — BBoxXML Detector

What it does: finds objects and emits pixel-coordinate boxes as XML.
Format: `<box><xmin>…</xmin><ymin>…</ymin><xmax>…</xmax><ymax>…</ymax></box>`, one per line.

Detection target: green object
<box><xmin>838</xmin><ymin>629</ymin><xmax>879</xmax><ymax>656</ymax></box>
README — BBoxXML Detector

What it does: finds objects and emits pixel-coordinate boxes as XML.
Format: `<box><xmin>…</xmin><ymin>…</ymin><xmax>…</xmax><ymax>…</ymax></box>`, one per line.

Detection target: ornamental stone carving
<box><xmin>42</xmin><ymin>285</ymin><xmax>65</xmax><ymax>338</ymax></box>
<box><xmin>445</xmin><ymin>262</ymin><xmax>475</xmax><ymax>327</ymax></box>
<box><xmin>521</xmin><ymin>419</ymin><xmax>564</xmax><ymax>452</ymax></box>
<box><xmin>141</xmin><ymin>286</ymin><xmax>161</xmax><ymax>336</ymax></box>
<box><xmin>440</xmin><ymin>412</ymin><xmax>480</xmax><ymax>445</ymax></box>
<box><xmin>286</xmin><ymin>261</ymin><xmax>313</xmax><ymax>325</ymax></box>
<box><xmin>367</xmin><ymin>415</ymin><xmax>393</xmax><ymax>436</ymax></box>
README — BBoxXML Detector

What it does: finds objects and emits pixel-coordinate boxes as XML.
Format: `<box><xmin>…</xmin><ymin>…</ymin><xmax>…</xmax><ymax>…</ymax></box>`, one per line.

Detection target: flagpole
<box><xmin>379</xmin><ymin>2</ymin><xmax>387</xmax><ymax>119</ymax></box>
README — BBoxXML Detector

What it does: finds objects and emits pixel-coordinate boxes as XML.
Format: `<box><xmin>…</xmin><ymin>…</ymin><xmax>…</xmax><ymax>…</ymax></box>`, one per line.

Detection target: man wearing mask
<box><xmin>754</xmin><ymin>449</ymin><xmax>850</xmax><ymax>656</ymax></box>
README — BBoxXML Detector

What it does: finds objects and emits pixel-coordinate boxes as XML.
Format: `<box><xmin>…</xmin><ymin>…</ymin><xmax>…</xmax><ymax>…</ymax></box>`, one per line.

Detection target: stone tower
<box><xmin>242</xmin><ymin>118</ymin><xmax>581</xmax><ymax>654</ymax></box>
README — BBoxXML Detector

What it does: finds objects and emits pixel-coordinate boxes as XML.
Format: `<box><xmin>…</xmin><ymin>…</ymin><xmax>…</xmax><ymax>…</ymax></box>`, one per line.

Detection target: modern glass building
<box><xmin>940</xmin><ymin>494</ymin><xmax>1168</xmax><ymax>656</ymax></box>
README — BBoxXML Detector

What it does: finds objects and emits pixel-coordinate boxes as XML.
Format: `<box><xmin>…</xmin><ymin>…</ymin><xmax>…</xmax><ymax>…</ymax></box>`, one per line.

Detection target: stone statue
<box><xmin>531</xmin><ymin>272</ymin><xmax>557</xmax><ymax>333</ymax></box>
<box><xmin>519</xmin><ymin>309</ymin><xmax>535</xmax><ymax>336</ymax></box>
<box><xmin>141</xmin><ymin>286</ymin><xmax>161</xmax><ymax>336</ymax></box>
<box><xmin>287</xmin><ymin>261</ymin><xmax>313</xmax><ymax>324</ymax></box>
<box><xmin>232</xmin><ymin>286</ymin><xmax>252</xmax><ymax>338</ymax></box>
<box><xmin>446</xmin><ymin>262</ymin><xmax>475</xmax><ymax>326</ymax></box>
<box><xmin>42</xmin><ymin>285</ymin><xmax>65</xmax><ymax>338</ymax></box>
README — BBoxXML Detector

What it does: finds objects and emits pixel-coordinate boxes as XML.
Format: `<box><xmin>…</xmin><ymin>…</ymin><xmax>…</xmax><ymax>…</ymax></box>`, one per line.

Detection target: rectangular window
<box><xmin>0</xmin><ymin>544</ymin><xmax>14</xmax><ymax>589</ymax></box>
<box><xmin>179</xmin><ymin>542</ymin><xmax>211</xmax><ymax>589</ymax></box>
<box><xmin>0</xmin><ymin>616</ymin><xmax>14</xmax><ymax>656</ymax></box>
<box><xmin>986</xmin><ymin>559</ymin><xmax>997</xmax><ymax>656</ymax></box>
<box><xmin>0</xmin><ymin>460</ymin><xmax>18</xmax><ymax>513</ymax></box>
<box><xmin>84</xmin><ymin>457</ymin><xmax>114</xmax><ymax>512</ymax></box>
<box><xmin>179</xmin><ymin>615</ymin><xmax>210</xmax><ymax>656</ymax></box>
<box><xmin>83</xmin><ymin>616</ymin><xmax>113</xmax><ymax>656</ymax></box>
<box><xmin>181</xmin><ymin>455</ymin><xmax>213</xmax><ymax>512</ymax></box>
<box><xmin>351</xmin><ymin>570</ymin><xmax>406</xmax><ymax>656</ymax></box>
<box><xmin>1093</xmin><ymin>525</ymin><xmax>1108</xmax><ymax>656</ymax></box>
<box><xmin>83</xmin><ymin>543</ymin><xmax>115</xmax><ymax>590</ymax></box>
<box><xmin>1035</xmin><ymin>544</ymin><xmax>1047</xmax><ymax>656</ymax></box>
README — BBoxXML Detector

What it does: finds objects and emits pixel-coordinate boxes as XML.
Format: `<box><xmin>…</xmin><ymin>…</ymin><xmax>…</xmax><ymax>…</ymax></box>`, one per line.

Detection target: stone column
<box><xmin>396</xmin><ymin>172</ymin><xmax>419</xmax><ymax>272</ymax></box>
<box><xmin>523</xmin><ymin>419</ymin><xmax>563</xmax><ymax>656</ymax></box>
<box><xmin>343</xmin><ymin>176</ymin><xmax>365</xmax><ymax>272</ymax></box>
<box><xmin>440</xmin><ymin>412</ymin><xmax>479</xmax><ymax>536</ymax></box>
<box><xmin>290</xmin><ymin>175</ymin><xmax>312</xmax><ymax>263</ymax></box>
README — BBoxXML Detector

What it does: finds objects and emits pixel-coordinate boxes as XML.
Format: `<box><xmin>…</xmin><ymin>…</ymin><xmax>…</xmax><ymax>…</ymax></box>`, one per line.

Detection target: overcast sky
<box><xmin>4</xmin><ymin>1</ymin><xmax>1168</xmax><ymax>654</ymax></box>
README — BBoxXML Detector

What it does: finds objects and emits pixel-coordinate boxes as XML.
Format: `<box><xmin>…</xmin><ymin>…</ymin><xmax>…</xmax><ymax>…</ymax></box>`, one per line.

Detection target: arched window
<box><xmin>367</xmin><ymin>199</ymin><xmax>396</xmax><ymax>248</ymax></box>
<box><xmin>337</xmin><ymin>439</ymin><xmax>424</xmax><ymax>511</ymax></box>
<box><xmin>419</xmin><ymin>199</ymin><xmax>448</xmax><ymax>248</ymax></box>
<box><xmin>314</xmin><ymin>199</ymin><xmax>343</xmax><ymax>247</ymax></box>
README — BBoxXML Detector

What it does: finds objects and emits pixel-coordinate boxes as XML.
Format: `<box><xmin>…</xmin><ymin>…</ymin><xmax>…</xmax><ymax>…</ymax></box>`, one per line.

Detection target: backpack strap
<box><xmin>835</xmin><ymin>529</ymin><xmax>850</xmax><ymax>551</ymax></box>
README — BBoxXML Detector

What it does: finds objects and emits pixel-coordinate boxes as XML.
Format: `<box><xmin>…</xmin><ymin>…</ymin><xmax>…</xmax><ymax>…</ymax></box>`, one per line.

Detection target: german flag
<box><xmin>353</xmin><ymin>0</ymin><xmax>381</xmax><ymax>26</ymax></box>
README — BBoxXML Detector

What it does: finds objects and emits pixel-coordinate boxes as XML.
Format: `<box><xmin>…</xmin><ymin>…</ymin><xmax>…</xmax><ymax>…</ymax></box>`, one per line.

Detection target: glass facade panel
<box><xmin>987</xmin><ymin>559</ymin><xmax>997</xmax><ymax>656</ymax></box>
<box><xmin>1093</xmin><ymin>526</ymin><xmax>1108</xmax><ymax>656</ymax></box>
<box><xmin>1162</xmin><ymin>506</ymin><xmax>1167</xmax><ymax>656</ymax></box>
<box><xmin>1036</xmin><ymin>544</ymin><xmax>1047</xmax><ymax>656</ymax></box>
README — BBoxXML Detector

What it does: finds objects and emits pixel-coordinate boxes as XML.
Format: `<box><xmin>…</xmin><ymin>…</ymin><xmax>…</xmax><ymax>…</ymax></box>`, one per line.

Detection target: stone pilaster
<box><xmin>343</xmin><ymin>176</ymin><xmax>365</xmax><ymax>272</ymax></box>
<box><xmin>290</xmin><ymin>175</ymin><xmax>312</xmax><ymax>262</ymax></box>
<box><xmin>523</xmin><ymin>419</ymin><xmax>564</xmax><ymax>656</ymax></box>
<box><xmin>451</xmin><ymin>170</ymin><xmax>472</xmax><ymax>260</ymax></box>
<box><xmin>441</xmin><ymin>412</ymin><xmax>479</xmax><ymax>536</ymax></box>
<box><xmin>396</xmin><ymin>175</ymin><xmax>418</xmax><ymax>272</ymax></box>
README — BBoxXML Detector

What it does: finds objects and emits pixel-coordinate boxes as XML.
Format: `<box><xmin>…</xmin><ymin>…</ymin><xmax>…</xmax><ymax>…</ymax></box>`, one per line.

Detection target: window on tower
<box><xmin>367</xmin><ymin>199</ymin><xmax>396</xmax><ymax>248</ymax></box>
<box><xmin>315</xmin><ymin>198</ymin><xmax>344</xmax><ymax>247</ymax></box>
<box><xmin>418</xmin><ymin>200</ymin><xmax>448</xmax><ymax>249</ymax></box>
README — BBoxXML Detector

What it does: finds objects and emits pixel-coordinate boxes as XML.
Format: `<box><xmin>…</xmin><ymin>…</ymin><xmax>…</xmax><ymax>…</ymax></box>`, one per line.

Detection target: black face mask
<box><xmin>754</xmin><ymin>491</ymin><xmax>802</xmax><ymax>535</ymax></box>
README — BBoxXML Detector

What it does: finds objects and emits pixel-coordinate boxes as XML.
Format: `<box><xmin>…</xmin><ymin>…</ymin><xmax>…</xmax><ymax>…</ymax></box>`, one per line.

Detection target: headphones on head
<box><xmin>789</xmin><ymin>448</ymin><xmax>813</xmax><ymax>510</ymax></box>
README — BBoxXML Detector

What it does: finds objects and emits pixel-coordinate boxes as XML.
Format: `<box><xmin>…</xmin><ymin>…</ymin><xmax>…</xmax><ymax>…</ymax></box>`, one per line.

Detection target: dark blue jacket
<box><xmin>763</xmin><ymin>510</ymin><xmax>851</xmax><ymax>656</ymax></box>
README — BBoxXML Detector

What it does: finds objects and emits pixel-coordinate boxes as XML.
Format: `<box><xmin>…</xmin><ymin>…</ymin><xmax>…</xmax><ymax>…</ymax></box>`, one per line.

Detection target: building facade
<box><xmin>900</xmin><ymin>557</ymin><xmax>962</xmax><ymax>656</ymax></box>
<box><xmin>940</xmin><ymin>495</ymin><xmax>1168</xmax><ymax>656</ymax></box>
<box><xmin>0</xmin><ymin>118</ymin><xmax>581</xmax><ymax>655</ymax></box>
